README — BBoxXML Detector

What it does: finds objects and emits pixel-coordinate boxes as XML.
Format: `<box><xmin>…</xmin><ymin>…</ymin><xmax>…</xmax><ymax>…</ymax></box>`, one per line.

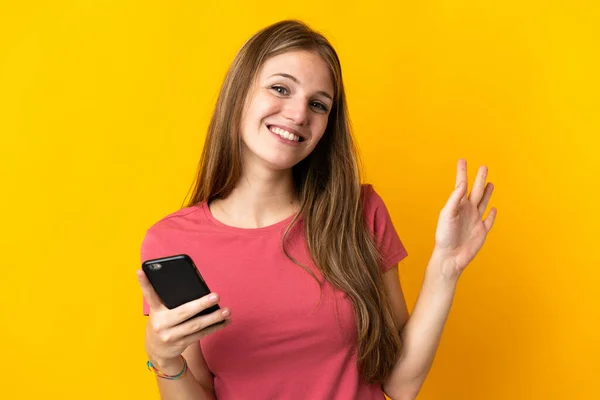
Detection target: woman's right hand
<box><xmin>136</xmin><ymin>269</ymin><xmax>232</xmax><ymax>370</ymax></box>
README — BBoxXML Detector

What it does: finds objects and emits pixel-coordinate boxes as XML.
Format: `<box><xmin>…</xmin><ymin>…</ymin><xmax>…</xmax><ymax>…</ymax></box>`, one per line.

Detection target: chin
<box><xmin>262</xmin><ymin>157</ymin><xmax>300</xmax><ymax>171</ymax></box>
<box><xmin>241</xmin><ymin>137</ymin><xmax>308</xmax><ymax>171</ymax></box>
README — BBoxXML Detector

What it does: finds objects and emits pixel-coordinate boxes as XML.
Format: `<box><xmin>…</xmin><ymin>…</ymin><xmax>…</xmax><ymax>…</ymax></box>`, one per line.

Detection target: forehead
<box><xmin>258</xmin><ymin>50</ymin><xmax>334</xmax><ymax>95</ymax></box>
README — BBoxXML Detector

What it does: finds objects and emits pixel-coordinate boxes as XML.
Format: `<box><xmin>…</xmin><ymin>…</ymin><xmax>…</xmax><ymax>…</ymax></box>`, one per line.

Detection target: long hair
<box><xmin>186</xmin><ymin>20</ymin><xmax>402</xmax><ymax>384</ymax></box>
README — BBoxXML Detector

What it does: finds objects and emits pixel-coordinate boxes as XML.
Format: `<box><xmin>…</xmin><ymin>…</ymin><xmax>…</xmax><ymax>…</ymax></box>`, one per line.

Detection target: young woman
<box><xmin>136</xmin><ymin>20</ymin><xmax>497</xmax><ymax>400</ymax></box>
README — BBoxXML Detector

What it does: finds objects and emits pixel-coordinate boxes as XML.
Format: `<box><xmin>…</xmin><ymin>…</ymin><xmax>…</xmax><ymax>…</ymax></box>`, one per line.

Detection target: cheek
<box><xmin>311</xmin><ymin>116</ymin><xmax>330</xmax><ymax>141</ymax></box>
<box><xmin>246</xmin><ymin>92</ymin><xmax>280</xmax><ymax>124</ymax></box>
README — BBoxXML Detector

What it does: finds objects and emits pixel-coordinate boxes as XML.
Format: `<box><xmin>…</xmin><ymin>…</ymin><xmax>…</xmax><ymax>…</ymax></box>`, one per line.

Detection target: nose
<box><xmin>282</xmin><ymin>98</ymin><xmax>308</xmax><ymax>126</ymax></box>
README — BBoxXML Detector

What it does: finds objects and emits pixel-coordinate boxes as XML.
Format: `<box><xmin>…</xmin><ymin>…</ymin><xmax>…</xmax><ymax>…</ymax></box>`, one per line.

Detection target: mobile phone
<box><xmin>142</xmin><ymin>254</ymin><xmax>221</xmax><ymax>323</ymax></box>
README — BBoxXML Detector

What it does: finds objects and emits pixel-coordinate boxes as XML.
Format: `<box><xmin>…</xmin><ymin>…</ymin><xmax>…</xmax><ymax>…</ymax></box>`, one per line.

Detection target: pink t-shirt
<box><xmin>140</xmin><ymin>184</ymin><xmax>408</xmax><ymax>399</ymax></box>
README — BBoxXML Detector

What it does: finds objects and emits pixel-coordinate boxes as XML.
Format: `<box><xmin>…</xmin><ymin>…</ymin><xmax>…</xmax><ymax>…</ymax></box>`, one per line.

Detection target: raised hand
<box><xmin>433</xmin><ymin>159</ymin><xmax>497</xmax><ymax>279</ymax></box>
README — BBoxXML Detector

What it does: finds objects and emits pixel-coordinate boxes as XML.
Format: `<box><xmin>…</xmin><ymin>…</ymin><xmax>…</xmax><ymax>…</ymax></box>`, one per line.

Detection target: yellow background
<box><xmin>1</xmin><ymin>1</ymin><xmax>598</xmax><ymax>399</ymax></box>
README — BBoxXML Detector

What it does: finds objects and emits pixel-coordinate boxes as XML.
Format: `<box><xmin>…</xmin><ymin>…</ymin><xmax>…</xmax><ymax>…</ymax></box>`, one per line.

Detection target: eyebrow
<box><xmin>268</xmin><ymin>73</ymin><xmax>334</xmax><ymax>101</ymax></box>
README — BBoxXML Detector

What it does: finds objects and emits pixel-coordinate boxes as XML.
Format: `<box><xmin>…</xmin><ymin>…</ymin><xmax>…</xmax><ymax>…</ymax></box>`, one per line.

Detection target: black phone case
<box><xmin>142</xmin><ymin>254</ymin><xmax>221</xmax><ymax>321</ymax></box>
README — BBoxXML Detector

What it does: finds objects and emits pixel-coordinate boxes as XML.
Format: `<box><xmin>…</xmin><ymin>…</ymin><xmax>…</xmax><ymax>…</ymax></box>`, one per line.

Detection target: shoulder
<box><xmin>360</xmin><ymin>183</ymin><xmax>398</xmax><ymax>236</ymax></box>
<box><xmin>360</xmin><ymin>183</ymin><xmax>395</xmax><ymax>233</ymax></box>
<box><xmin>360</xmin><ymin>183</ymin><xmax>388</xmax><ymax>215</ymax></box>
<box><xmin>360</xmin><ymin>183</ymin><xmax>409</xmax><ymax>268</ymax></box>
<box><xmin>361</xmin><ymin>184</ymin><xmax>408</xmax><ymax>272</ymax></box>
<box><xmin>140</xmin><ymin>204</ymin><xmax>207</xmax><ymax>260</ymax></box>
<box><xmin>144</xmin><ymin>204</ymin><xmax>205</xmax><ymax>239</ymax></box>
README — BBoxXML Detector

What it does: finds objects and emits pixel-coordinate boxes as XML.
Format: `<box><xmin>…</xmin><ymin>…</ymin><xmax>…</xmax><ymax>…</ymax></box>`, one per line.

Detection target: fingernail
<box><xmin>222</xmin><ymin>309</ymin><xmax>230</xmax><ymax>317</ymax></box>
<box><xmin>209</xmin><ymin>294</ymin><xmax>218</xmax><ymax>302</ymax></box>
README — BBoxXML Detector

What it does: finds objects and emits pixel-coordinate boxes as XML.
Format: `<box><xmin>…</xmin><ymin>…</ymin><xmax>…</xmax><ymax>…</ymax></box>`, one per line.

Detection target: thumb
<box><xmin>136</xmin><ymin>269</ymin><xmax>163</xmax><ymax>311</ymax></box>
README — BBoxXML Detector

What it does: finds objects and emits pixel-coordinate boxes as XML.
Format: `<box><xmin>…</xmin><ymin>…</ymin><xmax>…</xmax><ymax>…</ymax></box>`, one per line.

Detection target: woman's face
<box><xmin>239</xmin><ymin>50</ymin><xmax>334</xmax><ymax>171</ymax></box>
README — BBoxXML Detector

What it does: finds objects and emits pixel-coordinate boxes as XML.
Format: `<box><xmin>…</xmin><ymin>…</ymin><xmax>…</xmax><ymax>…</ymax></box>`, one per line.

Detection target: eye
<box><xmin>310</xmin><ymin>101</ymin><xmax>328</xmax><ymax>112</ymax></box>
<box><xmin>270</xmin><ymin>85</ymin><xmax>289</xmax><ymax>95</ymax></box>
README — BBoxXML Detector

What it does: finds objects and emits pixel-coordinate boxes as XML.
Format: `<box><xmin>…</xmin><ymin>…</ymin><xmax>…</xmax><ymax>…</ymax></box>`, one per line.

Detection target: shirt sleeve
<box><xmin>362</xmin><ymin>184</ymin><xmax>408</xmax><ymax>273</ymax></box>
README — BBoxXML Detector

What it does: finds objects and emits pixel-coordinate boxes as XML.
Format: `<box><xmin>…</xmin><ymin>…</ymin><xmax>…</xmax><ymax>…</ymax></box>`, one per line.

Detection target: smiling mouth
<box><xmin>267</xmin><ymin>125</ymin><xmax>305</xmax><ymax>142</ymax></box>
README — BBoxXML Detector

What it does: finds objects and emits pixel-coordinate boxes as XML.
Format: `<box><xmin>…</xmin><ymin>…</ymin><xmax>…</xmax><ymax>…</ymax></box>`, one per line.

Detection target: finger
<box><xmin>136</xmin><ymin>269</ymin><xmax>163</xmax><ymax>311</ymax></box>
<box><xmin>455</xmin><ymin>159</ymin><xmax>468</xmax><ymax>196</ymax></box>
<box><xmin>443</xmin><ymin>180</ymin><xmax>467</xmax><ymax>216</ymax></box>
<box><xmin>179</xmin><ymin>319</ymin><xmax>232</xmax><ymax>348</ymax></box>
<box><xmin>166</xmin><ymin>293</ymin><xmax>222</xmax><ymax>327</ymax></box>
<box><xmin>170</xmin><ymin>307</ymin><xmax>231</xmax><ymax>339</ymax></box>
<box><xmin>477</xmin><ymin>182</ymin><xmax>494</xmax><ymax>215</ymax></box>
<box><xmin>469</xmin><ymin>165</ymin><xmax>488</xmax><ymax>206</ymax></box>
<box><xmin>483</xmin><ymin>207</ymin><xmax>497</xmax><ymax>232</ymax></box>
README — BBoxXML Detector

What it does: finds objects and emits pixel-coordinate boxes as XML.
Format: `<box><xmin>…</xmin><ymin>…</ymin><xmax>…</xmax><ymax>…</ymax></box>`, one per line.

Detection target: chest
<box><xmin>167</xmin><ymin>230</ymin><xmax>358</xmax><ymax>368</ymax></box>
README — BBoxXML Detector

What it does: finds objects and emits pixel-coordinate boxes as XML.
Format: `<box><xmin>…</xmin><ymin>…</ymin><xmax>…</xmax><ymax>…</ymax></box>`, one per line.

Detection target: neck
<box><xmin>210</xmin><ymin>162</ymin><xmax>298</xmax><ymax>229</ymax></box>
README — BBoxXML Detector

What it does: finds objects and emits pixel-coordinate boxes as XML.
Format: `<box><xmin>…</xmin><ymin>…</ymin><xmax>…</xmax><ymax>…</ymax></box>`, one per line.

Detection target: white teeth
<box><xmin>269</xmin><ymin>126</ymin><xmax>300</xmax><ymax>142</ymax></box>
